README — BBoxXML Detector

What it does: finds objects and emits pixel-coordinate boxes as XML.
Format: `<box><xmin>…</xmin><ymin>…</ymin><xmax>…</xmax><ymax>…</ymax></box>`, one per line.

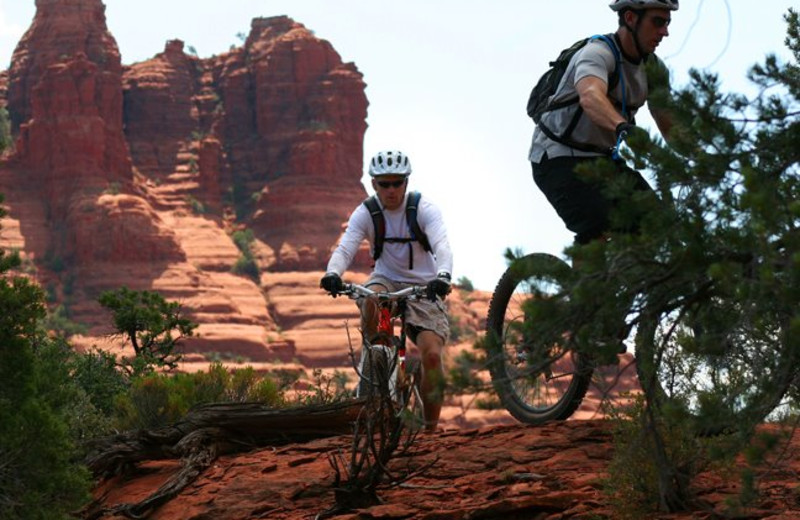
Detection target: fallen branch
<box><xmin>82</xmin><ymin>400</ymin><xmax>364</xmax><ymax>519</ymax></box>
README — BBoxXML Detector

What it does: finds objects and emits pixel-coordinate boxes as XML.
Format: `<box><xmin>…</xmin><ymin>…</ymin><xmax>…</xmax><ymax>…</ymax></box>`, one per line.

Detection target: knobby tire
<box><xmin>635</xmin><ymin>302</ymin><xmax>797</xmax><ymax>436</ymax></box>
<box><xmin>485</xmin><ymin>253</ymin><xmax>593</xmax><ymax>424</ymax></box>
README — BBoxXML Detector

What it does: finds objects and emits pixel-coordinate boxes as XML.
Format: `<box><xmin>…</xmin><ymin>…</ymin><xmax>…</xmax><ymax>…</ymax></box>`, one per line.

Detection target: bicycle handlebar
<box><xmin>335</xmin><ymin>282</ymin><xmax>429</xmax><ymax>302</ymax></box>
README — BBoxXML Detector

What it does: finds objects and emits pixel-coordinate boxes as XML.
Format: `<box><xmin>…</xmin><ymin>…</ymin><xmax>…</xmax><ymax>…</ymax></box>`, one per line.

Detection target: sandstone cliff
<box><xmin>0</xmin><ymin>0</ymin><xmax>370</xmax><ymax>367</ymax></box>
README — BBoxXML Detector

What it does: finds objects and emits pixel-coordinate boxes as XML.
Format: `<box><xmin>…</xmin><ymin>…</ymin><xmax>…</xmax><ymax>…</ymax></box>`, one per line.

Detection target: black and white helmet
<box><xmin>368</xmin><ymin>150</ymin><xmax>412</xmax><ymax>177</ymax></box>
<box><xmin>609</xmin><ymin>0</ymin><xmax>679</xmax><ymax>11</ymax></box>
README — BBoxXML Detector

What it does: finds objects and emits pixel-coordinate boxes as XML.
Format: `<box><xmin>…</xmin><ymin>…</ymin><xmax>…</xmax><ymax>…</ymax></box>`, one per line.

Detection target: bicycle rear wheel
<box><xmin>486</xmin><ymin>253</ymin><xmax>593</xmax><ymax>424</ymax></box>
<box><xmin>636</xmin><ymin>293</ymin><xmax>797</xmax><ymax>435</ymax></box>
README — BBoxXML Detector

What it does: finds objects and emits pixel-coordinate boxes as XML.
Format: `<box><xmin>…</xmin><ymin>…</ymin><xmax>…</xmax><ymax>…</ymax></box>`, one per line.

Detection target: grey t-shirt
<box><xmin>528</xmin><ymin>35</ymin><xmax>669</xmax><ymax>162</ymax></box>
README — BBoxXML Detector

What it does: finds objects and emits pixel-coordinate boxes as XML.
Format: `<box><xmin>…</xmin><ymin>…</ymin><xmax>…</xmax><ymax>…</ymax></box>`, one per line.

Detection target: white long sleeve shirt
<box><xmin>326</xmin><ymin>192</ymin><xmax>453</xmax><ymax>284</ymax></box>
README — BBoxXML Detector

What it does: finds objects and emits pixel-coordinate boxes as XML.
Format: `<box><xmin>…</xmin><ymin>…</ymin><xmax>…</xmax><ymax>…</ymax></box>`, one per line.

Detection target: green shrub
<box><xmin>99</xmin><ymin>287</ymin><xmax>197</xmax><ymax>376</ymax></box>
<box><xmin>0</xmin><ymin>107</ymin><xmax>11</xmax><ymax>152</ymax></box>
<box><xmin>603</xmin><ymin>393</ymin><xmax>707</xmax><ymax>518</ymax></box>
<box><xmin>232</xmin><ymin>253</ymin><xmax>260</xmax><ymax>282</ymax></box>
<box><xmin>0</xmin><ymin>319</ymin><xmax>91</xmax><ymax>519</ymax></box>
<box><xmin>114</xmin><ymin>363</ymin><xmax>283</xmax><ymax>430</ymax></box>
<box><xmin>42</xmin><ymin>304</ymin><xmax>88</xmax><ymax>337</ymax></box>
<box><xmin>456</xmin><ymin>275</ymin><xmax>475</xmax><ymax>292</ymax></box>
<box><xmin>231</xmin><ymin>228</ymin><xmax>255</xmax><ymax>252</ymax></box>
<box><xmin>70</xmin><ymin>348</ymin><xmax>128</xmax><ymax>416</ymax></box>
<box><xmin>293</xmin><ymin>369</ymin><xmax>351</xmax><ymax>405</ymax></box>
<box><xmin>185</xmin><ymin>194</ymin><xmax>206</xmax><ymax>214</ymax></box>
<box><xmin>447</xmin><ymin>349</ymin><xmax>486</xmax><ymax>395</ymax></box>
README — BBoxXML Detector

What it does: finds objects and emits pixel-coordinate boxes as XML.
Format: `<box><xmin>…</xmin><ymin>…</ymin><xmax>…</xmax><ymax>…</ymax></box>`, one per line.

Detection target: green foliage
<box><xmin>42</xmin><ymin>247</ymin><xmax>65</xmax><ymax>273</ymax></box>
<box><xmin>507</xmin><ymin>10</ymin><xmax>800</xmax><ymax>512</ymax></box>
<box><xmin>447</xmin><ymin>349</ymin><xmax>486</xmax><ymax>396</ymax></box>
<box><xmin>104</xmin><ymin>181</ymin><xmax>121</xmax><ymax>195</ymax></box>
<box><xmin>455</xmin><ymin>275</ymin><xmax>475</xmax><ymax>292</ymax></box>
<box><xmin>230</xmin><ymin>228</ymin><xmax>260</xmax><ymax>282</ymax></box>
<box><xmin>232</xmin><ymin>253</ymin><xmax>260</xmax><ymax>281</ymax></box>
<box><xmin>0</xmin><ymin>196</ymin><xmax>92</xmax><ymax>518</ymax></box>
<box><xmin>231</xmin><ymin>228</ymin><xmax>255</xmax><ymax>252</ymax></box>
<box><xmin>292</xmin><ymin>368</ymin><xmax>352</xmax><ymax>406</ymax></box>
<box><xmin>42</xmin><ymin>303</ymin><xmax>88</xmax><ymax>337</ymax></box>
<box><xmin>98</xmin><ymin>287</ymin><xmax>198</xmax><ymax>377</ymax></box>
<box><xmin>114</xmin><ymin>362</ymin><xmax>283</xmax><ymax>430</ymax></box>
<box><xmin>300</xmin><ymin>119</ymin><xmax>331</xmax><ymax>132</ymax></box>
<box><xmin>185</xmin><ymin>194</ymin><xmax>206</xmax><ymax>214</ymax></box>
<box><xmin>604</xmin><ymin>394</ymin><xmax>705</xmax><ymax>517</ymax></box>
<box><xmin>0</xmin><ymin>107</ymin><xmax>12</xmax><ymax>153</ymax></box>
<box><xmin>227</xmin><ymin>177</ymin><xmax>255</xmax><ymax>221</ymax></box>
<box><xmin>70</xmin><ymin>348</ymin><xmax>128</xmax><ymax>417</ymax></box>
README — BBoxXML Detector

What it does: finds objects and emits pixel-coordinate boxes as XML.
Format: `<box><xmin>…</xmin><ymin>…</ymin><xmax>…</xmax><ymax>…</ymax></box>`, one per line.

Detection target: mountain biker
<box><xmin>529</xmin><ymin>0</ymin><xmax>677</xmax><ymax>246</ymax></box>
<box><xmin>320</xmin><ymin>150</ymin><xmax>454</xmax><ymax>432</ymax></box>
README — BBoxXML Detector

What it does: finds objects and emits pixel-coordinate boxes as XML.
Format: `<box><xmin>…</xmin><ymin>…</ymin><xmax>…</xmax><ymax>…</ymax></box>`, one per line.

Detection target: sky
<box><xmin>0</xmin><ymin>0</ymin><xmax>795</xmax><ymax>290</ymax></box>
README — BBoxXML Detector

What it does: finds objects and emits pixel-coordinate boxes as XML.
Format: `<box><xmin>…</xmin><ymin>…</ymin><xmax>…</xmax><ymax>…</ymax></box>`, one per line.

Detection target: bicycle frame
<box><xmin>338</xmin><ymin>283</ymin><xmax>426</xmax><ymax>402</ymax></box>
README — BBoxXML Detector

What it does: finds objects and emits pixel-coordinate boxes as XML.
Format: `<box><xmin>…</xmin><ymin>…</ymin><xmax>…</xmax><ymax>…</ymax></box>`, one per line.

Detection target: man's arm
<box><xmin>576</xmin><ymin>76</ymin><xmax>627</xmax><ymax>132</ymax></box>
<box><xmin>325</xmin><ymin>205</ymin><xmax>370</xmax><ymax>275</ymax></box>
<box><xmin>647</xmin><ymin>56</ymin><xmax>673</xmax><ymax>143</ymax></box>
<box><xmin>650</xmin><ymin>108</ymin><xmax>673</xmax><ymax>142</ymax></box>
<box><xmin>419</xmin><ymin>199</ymin><xmax>453</xmax><ymax>277</ymax></box>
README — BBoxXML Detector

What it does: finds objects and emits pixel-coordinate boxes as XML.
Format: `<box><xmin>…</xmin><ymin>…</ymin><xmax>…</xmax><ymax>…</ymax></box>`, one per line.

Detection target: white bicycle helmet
<box><xmin>368</xmin><ymin>150</ymin><xmax>412</xmax><ymax>177</ymax></box>
<box><xmin>609</xmin><ymin>0</ymin><xmax>679</xmax><ymax>11</ymax></box>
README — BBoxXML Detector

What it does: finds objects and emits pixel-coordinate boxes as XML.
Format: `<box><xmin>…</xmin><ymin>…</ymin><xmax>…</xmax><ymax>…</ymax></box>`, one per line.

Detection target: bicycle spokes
<box><xmin>486</xmin><ymin>253</ymin><xmax>593</xmax><ymax>425</ymax></box>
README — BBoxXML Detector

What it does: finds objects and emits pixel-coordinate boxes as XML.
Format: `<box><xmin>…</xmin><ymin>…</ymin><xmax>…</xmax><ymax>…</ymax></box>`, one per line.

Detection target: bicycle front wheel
<box><xmin>485</xmin><ymin>253</ymin><xmax>593</xmax><ymax>424</ymax></box>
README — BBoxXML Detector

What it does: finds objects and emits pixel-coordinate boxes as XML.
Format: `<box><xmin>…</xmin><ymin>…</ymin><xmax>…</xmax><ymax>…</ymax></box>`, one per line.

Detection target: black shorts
<box><xmin>531</xmin><ymin>154</ymin><xmax>654</xmax><ymax>244</ymax></box>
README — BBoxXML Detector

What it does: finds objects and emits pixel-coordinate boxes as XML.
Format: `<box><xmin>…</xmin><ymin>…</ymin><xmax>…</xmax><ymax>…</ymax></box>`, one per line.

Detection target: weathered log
<box><xmin>82</xmin><ymin>399</ymin><xmax>364</xmax><ymax>519</ymax></box>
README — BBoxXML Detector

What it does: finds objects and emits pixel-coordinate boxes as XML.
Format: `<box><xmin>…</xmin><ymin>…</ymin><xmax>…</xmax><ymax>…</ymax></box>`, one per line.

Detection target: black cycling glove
<box><xmin>320</xmin><ymin>272</ymin><xmax>343</xmax><ymax>296</ymax></box>
<box><xmin>615</xmin><ymin>122</ymin><xmax>637</xmax><ymax>143</ymax></box>
<box><xmin>426</xmin><ymin>273</ymin><xmax>452</xmax><ymax>301</ymax></box>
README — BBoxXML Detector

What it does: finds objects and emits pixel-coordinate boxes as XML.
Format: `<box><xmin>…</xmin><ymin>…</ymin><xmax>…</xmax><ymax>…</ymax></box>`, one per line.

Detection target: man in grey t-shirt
<box><xmin>530</xmin><ymin>0</ymin><xmax>678</xmax><ymax>245</ymax></box>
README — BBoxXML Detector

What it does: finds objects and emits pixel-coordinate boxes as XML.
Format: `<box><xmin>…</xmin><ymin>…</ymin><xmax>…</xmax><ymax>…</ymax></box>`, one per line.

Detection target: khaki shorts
<box><xmin>360</xmin><ymin>275</ymin><xmax>450</xmax><ymax>344</ymax></box>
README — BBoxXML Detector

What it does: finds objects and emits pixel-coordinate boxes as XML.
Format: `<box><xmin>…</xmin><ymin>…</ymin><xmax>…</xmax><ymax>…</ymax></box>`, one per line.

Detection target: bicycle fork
<box><xmin>357</xmin><ymin>305</ymin><xmax>407</xmax><ymax>401</ymax></box>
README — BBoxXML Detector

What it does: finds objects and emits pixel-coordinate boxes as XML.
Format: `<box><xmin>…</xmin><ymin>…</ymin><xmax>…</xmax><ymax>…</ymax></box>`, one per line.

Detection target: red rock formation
<box><xmin>7</xmin><ymin>0</ymin><xmax>123</xmax><ymax>131</ymax></box>
<box><xmin>9</xmin><ymin>0</ymin><xmax>133</xmax><ymax>209</ymax></box>
<box><xmin>209</xmin><ymin>16</ymin><xmax>369</xmax><ymax>270</ymax></box>
<box><xmin>122</xmin><ymin>39</ymin><xmax>203</xmax><ymax>177</ymax></box>
<box><xmin>0</xmin><ymin>2</ymin><xmax>370</xmax><ymax>360</ymax></box>
<box><xmin>14</xmin><ymin>53</ymin><xmax>132</xmax><ymax>208</ymax></box>
<box><xmin>2</xmin><ymin>0</ymin><xmax>182</xmax><ymax>266</ymax></box>
<box><xmin>197</xmin><ymin>137</ymin><xmax>223</xmax><ymax>206</ymax></box>
<box><xmin>121</xmin><ymin>17</ymin><xmax>369</xmax><ymax>270</ymax></box>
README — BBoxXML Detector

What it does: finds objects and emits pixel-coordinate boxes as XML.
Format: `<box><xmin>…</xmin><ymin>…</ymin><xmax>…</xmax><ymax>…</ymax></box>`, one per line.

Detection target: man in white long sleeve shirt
<box><xmin>320</xmin><ymin>150</ymin><xmax>453</xmax><ymax>431</ymax></box>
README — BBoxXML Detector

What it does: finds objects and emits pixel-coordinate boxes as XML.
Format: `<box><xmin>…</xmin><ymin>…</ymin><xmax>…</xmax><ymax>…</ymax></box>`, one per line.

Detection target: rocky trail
<box><xmin>87</xmin><ymin>419</ymin><xmax>800</xmax><ymax>520</ymax></box>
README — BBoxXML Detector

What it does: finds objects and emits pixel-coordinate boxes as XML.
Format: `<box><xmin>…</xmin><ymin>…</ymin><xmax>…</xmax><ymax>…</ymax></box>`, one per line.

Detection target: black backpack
<box><xmin>527</xmin><ymin>34</ymin><xmax>623</xmax><ymax>151</ymax></box>
<box><xmin>363</xmin><ymin>191</ymin><xmax>432</xmax><ymax>269</ymax></box>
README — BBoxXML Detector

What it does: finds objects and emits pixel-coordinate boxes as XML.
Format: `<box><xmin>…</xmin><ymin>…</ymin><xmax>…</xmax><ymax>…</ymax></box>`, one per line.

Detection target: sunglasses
<box><xmin>376</xmin><ymin>179</ymin><xmax>407</xmax><ymax>189</ymax></box>
<box><xmin>649</xmin><ymin>15</ymin><xmax>671</xmax><ymax>28</ymax></box>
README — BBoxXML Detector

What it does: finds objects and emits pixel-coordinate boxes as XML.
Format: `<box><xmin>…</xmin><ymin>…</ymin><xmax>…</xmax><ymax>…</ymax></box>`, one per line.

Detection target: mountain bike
<box><xmin>335</xmin><ymin>282</ymin><xmax>427</xmax><ymax>429</ymax></box>
<box><xmin>485</xmin><ymin>242</ymin><xmax>798</xmax><ymax>434</ymax></box>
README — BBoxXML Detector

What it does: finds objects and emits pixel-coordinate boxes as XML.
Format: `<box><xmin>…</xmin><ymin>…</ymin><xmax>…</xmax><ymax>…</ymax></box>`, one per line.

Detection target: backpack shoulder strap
<box><xmin>405</xmin><ymin>191</ymin><xmax>432</xmax><ymax>253</ymax></box>
<box><xmin>593</xmin><ymin>33</ymin><xmax>625</xmax><ymax>116</ymax></box>
<box><xmin>362</xmin><ymin>195</ymin><xmax>385</xmax><ymax>260</ymax></box>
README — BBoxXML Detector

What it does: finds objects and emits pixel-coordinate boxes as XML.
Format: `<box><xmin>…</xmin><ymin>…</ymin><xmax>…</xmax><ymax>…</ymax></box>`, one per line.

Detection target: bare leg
<box><xmin>358</xmin><ymin>283</ymin><xmax>388</xmax><ymax>343</ymax></box>
<box><xmin>415</xmin><ymin>330</ymin><xmax>445</xmax><ymax>432</ymax></box>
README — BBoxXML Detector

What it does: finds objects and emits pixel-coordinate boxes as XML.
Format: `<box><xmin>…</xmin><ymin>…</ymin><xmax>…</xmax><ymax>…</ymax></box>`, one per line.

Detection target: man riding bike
<box><xmin>529</xmin><ymin>0</ymin><xmax>677</xmax><ymax>246</ymax></box>
<box><xmin>320</xmin><ymin>150</ymin><xmax>454</xmax><ymax>432</ymax></box>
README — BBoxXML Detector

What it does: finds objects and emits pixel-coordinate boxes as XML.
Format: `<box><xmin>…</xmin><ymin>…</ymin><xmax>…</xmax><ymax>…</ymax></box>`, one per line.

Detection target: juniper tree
<box><xmin>552</xmin><ymin>8</ymin><xmax>800</xmax><ymax>512</ymax></box>
<box><xmin>0</xmin><ymin>196</ymin><xmax>91</xmax><ymax>519</ymax></box>
<box><xmin>98</xmin><ymin>286</ymin><xmax>197</xmax><ymax>377</ymax></box>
